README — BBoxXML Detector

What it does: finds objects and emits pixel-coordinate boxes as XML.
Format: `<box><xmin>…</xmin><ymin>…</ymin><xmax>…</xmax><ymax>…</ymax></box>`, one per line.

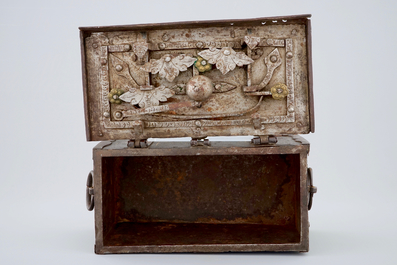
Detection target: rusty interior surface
<box><xmin>102</xmin><ymin>153</ymin><xmax>301</xmax><ymax>246</ymax></box>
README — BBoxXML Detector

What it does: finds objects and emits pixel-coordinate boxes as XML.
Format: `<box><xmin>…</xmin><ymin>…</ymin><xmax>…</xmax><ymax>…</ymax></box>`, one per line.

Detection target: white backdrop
<box><xmin>1</xmin><ymin>1</ymin><xmax>396</xmax><ymax>264</ymax></box>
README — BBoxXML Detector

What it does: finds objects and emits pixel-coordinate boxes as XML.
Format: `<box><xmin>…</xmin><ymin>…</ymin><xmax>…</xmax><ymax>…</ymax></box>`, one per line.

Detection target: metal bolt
<box><xmin>286</xmin><ymin>52</ymin><xmax>293</xmax><ymax>59</ymax></box>
<box><xmin>195</xmin><ymin>121</ymin><xmax>201</xmax><ymax>127</ymax></box>
<box><xmin>270</xmin><ymin>55</ymin><xmax>277</xmax><ymax>62</ymax></box>
<box><xmin>223</xmin><ymin>49</ymin><xmax>231</xmax><ymax>56</ymax></box>
<box><xmin>103</xmin><ymin>112</ymin><xmax>110</xmax><ymax>118</ymax></box>
<box><xmin>201</xmin><ymin>60</ymin><xmax>207</xmax><ymax>66</ymax></box>
<box><xmin>113</xmin><ymin>95</ymin><xmax>118</xmax><ymax>99</ymax></box>
<box><xmin>115</xmin><ymin>64</ymin><xmax>123</xmax><ymax>71</ymax></box>
<box><xmin>288</xmin><ymin>107</ymin><xmax>295</xmax><ymax>112</ymax></box>
<box><xmin>277</xmin><ymin>88</ymin><xmax>283</xmax><ymax>94</ymax></box>
<box><xmin>101</xmin><ymin>58</ymin><xmax>107</xmax><ymax>65</ymax></box>
<box><xmin>165</xmin><ymin>56</ymin><xmax>171</xmax><ymax>62</ymax></box>
<box><xmin>114</xmin><ymin>112</ymin><xmax>122</xmax><ymax>118</ymax></box>
<box><xmin>158</xmin><ymin>43</ymin><xmax>166</xmax><ymax>50</ymax></box>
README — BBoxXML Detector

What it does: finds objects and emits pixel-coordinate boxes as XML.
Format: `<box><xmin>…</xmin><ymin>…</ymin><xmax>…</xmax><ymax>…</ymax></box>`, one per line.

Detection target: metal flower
<box><xmin>194</xmin><ymin>56</ymin><xmax>212</xmax><ymax>72</ymax></box>
<box><xmin>141</xmin><ymin>54</ymin><xmax>196</xmax><ymax>82</ymax></box>
<box><xmin>271</xmin><ymin>83</ymin><xmax>289</xmax><ymax>100</ymax></box>
<box><xmin>198</xmin><ymin>47</ymin><xmax>254</xmax><ymax>75</ymax></box>
<box><xmin>108</xmin><ymin>89</ymin><xmax>124</xmax><ymax>104</ymax></box>
<box><xmin>119</xmin><ymin>85</ymin><xmax>175</xmax><ymax>108</ymax></box>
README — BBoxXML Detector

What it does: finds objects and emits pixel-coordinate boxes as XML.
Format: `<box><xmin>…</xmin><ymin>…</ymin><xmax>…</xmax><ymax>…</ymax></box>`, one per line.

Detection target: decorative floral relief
<box><xmin>198</xmin><ymin>47</ymin><xmax>254</xmax><ymax>75</ymax></box>
<box><xmin>108</xmin><ymin>89</ymin><xmax>124</xmax><ymax>104</ymax></box>
<box><xmin>119</xmin><ymin>85</ymin><xmax>175</xmax><ymax>108</ymax></box>
<box><xmin>141</xmin><ymin>54</ymin><xmax>196</xmax><ymax>82</ymax></box>
<box><xmin>194</xmin><ymin>56</ymin><xmax>212</xmax><ymax>72</ymax></box>
<box><xmin>270</xmin><ymin>83</ymin><xmax>289</xmax><ymax>100</ymax></box>
<box><xmin>244</xmin><ymin>36</ymin><xmax>261</xmax><ymax>49</ymax></box>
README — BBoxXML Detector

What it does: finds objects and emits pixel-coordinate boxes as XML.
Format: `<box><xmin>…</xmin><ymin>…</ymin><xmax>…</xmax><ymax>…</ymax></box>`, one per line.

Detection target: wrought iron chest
<box><xmin>80</xmin><ymin>14</ymin><xmax>316</xmax><ymax>254</ymax></box>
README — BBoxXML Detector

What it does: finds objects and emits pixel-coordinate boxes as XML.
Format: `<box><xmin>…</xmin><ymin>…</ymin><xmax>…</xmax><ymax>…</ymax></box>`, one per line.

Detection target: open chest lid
<box><xmin>80</xmin><ymin>15</ymin><xmax>314</xmax><ymax>141</ymax></box>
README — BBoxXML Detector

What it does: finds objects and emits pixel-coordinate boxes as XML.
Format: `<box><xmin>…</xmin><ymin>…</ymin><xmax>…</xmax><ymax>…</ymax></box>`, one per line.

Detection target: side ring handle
<box><xmin>307</xmin><ymin>167</ymin><xmax>317</xmax><ymax>210</ymax></box>
<box><xmin>86</xmin><ymin>171</ymin><xmax>94</xmax><ymax>211</ymax></box>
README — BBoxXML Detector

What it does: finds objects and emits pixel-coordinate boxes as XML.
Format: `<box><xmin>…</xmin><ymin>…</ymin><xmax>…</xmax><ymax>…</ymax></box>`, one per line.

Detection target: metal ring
<box><xmin>86</xmin><ymin>171</ymin><xmax>94</xmax><ymax>211</ymax></box>
<box><xmin>307</xmin><ymin>167</ymin><xmax>317</xmax><ymax>210</ymax></box>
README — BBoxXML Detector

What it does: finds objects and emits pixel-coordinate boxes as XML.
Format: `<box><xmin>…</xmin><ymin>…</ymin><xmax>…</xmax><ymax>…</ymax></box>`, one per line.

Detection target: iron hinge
<box><xmin>251</xmin><ymin>135</ymin><xmax>278</xmax><ymax>145</ymax></box>
<box><xmin>190</xmin><ymin>138</ymin><xmax>211</xmax><ymax>147</ymax></box>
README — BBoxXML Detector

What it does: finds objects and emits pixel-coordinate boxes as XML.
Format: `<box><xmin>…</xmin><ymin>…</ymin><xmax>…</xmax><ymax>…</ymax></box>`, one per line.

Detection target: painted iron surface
<box><xmin>80</xmin><ymin>15</ymin><xmax>314</xmax><ymax>141</ymax></box>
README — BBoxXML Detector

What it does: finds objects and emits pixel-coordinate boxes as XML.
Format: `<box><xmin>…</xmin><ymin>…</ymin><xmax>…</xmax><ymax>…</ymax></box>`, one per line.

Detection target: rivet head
<box><xmin>277</xmin><ymin>88</ymin><xmax>283</xmax><ymax>94</ymax></box>
<box><xmin>101</xmin><ymin>58</ymin><xmax>107</xmax><ymax>65</ymax></box>
<box><xmin>165</xmin><ymin>56</ymin><xmax>171</xmax><ymax>62</ymax></box>
<box><xmin>270</xmin><ymin>55</ymin><xmax>277</xmax><ymax>62</ymax></box>
<box><xmin>114</xmin><ymin>112</ymin><xmax>122</xmax><ymax>118</ymax></box>
<box><xmin>115</xmin><ymin>65</ymin><xmax>123</xmax><ymax>71</ymax></box>
<box><xmin>201</xmin><ymin>60</ymin><xmax>207</xmax><ymax>66</ymax></box>
<box><xmin>195</xmin><ymin>121</ymin><xmax>201</xmax><ymax>127</ymax></box>
<box><xmin>223</xmin><ymin>49</ymin><xmax>231</xmax><ymax>56</ymax></box>
<box><xmin>103</xmin><ymin>112</ymin><xmax>110</xmax><ymax>118</ymax></box>
<box><xmin>158</xmin><ymin>43</ymin><xmax>166</xmax><ymax>50</ymax></box>
<box><xmin>286</xmin><ymin>52</ymin><xmax>293</xmax><ymax>59</ymax></box>
<box><xmin>112</xmin><ymin>95</ymin><xmax>118</xmax><ymax>99</ymax></box>
<box><xmin>288</xmin><ymin>107</ymin><xmax>295</xmax><ymax>112</ymax></box>
<box><xmin>196</xmin><ymin>41</ymin><xmax>204</xmax><ymax>48</ymax></box>
<box><xmin>124</xmin><ymin>44</ymin><xmax>131</xmax><ymax>51</ymax></box>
